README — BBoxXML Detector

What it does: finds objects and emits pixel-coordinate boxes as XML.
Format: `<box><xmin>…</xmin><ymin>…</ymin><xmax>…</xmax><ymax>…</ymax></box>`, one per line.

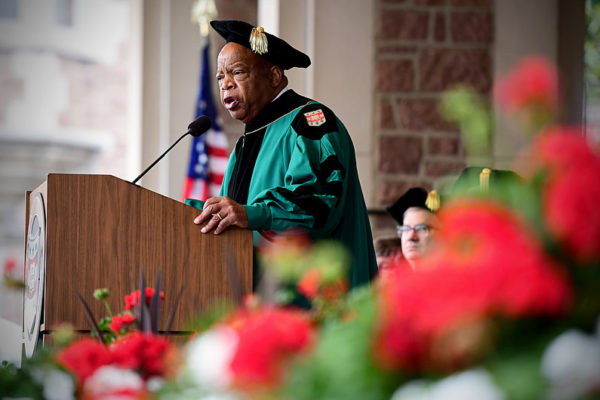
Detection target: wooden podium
<box><xmin>23</xmin><ymin>174</ymin><xmax>252</xmax><ymax>356</ymax></box>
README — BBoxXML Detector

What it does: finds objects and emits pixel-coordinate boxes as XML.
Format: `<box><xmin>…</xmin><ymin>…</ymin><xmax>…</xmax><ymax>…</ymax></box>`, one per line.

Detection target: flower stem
<box><xmin>103</xmin><ymin>300</ymin><xmax>113</xmax><ymax>317</ymax></box>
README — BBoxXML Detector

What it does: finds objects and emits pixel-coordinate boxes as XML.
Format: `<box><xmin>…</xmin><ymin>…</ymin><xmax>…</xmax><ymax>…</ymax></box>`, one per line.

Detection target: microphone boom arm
<box><xmin>131</xmin><ymin>131</ymin><xmax>190</xmax><ymax>185</ymax></box>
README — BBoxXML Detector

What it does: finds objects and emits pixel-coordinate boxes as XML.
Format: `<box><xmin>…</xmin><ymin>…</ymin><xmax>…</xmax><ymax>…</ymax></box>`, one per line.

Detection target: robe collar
<box><xmin>244</xmin><ymin>89</ymin><xmax>311</xmax><ymax>134</ymax></box>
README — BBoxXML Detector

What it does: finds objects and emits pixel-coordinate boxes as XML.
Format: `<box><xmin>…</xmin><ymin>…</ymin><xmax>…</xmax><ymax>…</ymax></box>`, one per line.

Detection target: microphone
<box><xmin>131</xmin><ymin>115</ymin><xmax>212</xmax><ymax>185</ymax></box>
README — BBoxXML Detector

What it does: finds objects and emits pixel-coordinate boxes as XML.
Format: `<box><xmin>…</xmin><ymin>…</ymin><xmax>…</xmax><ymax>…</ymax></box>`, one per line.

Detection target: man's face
<box><xmin>399</xmin><ymin>207</ymin><xmax>438</xmax><ymax>266</ymax></box>
<box><xmin>216</xmin><ymin>42</ymin><xmax>276</xmax><ymax>124</ymax></box>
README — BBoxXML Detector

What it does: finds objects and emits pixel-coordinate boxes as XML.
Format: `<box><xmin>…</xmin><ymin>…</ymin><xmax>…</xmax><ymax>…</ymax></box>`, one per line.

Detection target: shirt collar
<box><xmin>272</xmin><ymin>87</ymin><xmax>289</xmax><ymax>102</ymax></box>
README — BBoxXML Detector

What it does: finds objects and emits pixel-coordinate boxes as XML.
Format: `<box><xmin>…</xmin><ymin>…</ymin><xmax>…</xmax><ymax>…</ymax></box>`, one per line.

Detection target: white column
<box><xmin>158</xmin><ymin>0</ymin><xmax>171</xmax><ymax>195</ymax></box>
<box><xmin>258</xmin><ymin>0</ymin><xmax>280</xmax><ymax>35</ymax></box>
<box><xmin>493</xmin><ymin>0</ymin><xmax>558</xmax><ymax>169</ymax></box>
<box><xmin>311</xmin><ymin>0</ymin><xmax>375</xmax><ymax>206</ymax></box>
<box><xmin>128</xmin><ymin>0</ymin><xmax>143</xmax><ymax>180</ymax></box>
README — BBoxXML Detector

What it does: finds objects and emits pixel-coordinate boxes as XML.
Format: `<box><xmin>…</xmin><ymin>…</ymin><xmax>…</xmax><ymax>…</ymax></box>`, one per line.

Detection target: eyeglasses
<box><xmin>397</xmin><ymin>224</ymin><xmax>432</xmax><ymax>236</ymax></box>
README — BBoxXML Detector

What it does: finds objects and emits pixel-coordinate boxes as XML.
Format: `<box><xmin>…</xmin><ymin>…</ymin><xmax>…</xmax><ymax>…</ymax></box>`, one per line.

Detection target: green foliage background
<box><xmin>586</xmin><ymin>0</ymin><xmax>600</xmax><ymax>102</ymax></box>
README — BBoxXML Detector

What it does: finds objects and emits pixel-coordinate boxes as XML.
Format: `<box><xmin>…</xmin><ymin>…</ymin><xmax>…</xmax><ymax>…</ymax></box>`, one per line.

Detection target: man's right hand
<box><xmin>193</xmin><ymin>196</ymin><xmax>249</xmax><ymax>235</ymax></box>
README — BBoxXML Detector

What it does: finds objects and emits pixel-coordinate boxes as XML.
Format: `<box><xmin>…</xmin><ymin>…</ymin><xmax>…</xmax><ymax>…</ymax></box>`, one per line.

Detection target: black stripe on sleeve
<box><xmin>275</xmin><ymin>187</ymin><xmax>331</xmax><ymax>228</ymax></box>
<box><xmin>317</xmin><ymin>155</ymin><xmax>346</xmax><ymax>183</ymax></box>
<box><xmin>322</xmin><ymin>181</ymin><xmax>343</xmax><ymax>197</ymax></box>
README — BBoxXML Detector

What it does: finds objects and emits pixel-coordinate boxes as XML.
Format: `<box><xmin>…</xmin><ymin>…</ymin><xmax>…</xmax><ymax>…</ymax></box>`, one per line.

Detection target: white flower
<box><xmin>84</xmin><ymin>365</ymin><xmax>144</xmax><ymax>399</ymax></box>
<box><xmin>30</xmin><ymin>366</ymin><xmax>75</xmax><ymax>400</ymax></box>
<box><xmin>147</xmin><ymin>376</ymin><xmax>165</xmax><ymax>392</ymax></box>
<box><xmin>391</xmin><ymin>368</ymin><xmax>506</xmax><ymax>400</ymax></box>
<box><xmin>182</xmin><ymin>325</ymin><xmax>239</xmax><ymax>390</ymax></box>
<box><xmin>389</xmin><ymin>380</ymin><xmax>430</xmax><ymax>400</ymax></box>
<box><xmin>541</xmin><ymin>320</ymin><xmax>600</xmax><ymax>400</ymax></box>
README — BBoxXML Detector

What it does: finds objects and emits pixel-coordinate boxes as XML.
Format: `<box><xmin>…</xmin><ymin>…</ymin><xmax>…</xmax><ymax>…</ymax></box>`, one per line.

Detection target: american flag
<box><xmin>182</xmin><ymin>42</ymin><xmax>229</xmax><ymax>201</ymax></box>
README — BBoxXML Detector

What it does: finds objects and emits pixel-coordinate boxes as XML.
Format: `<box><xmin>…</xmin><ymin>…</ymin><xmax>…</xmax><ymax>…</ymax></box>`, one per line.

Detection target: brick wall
<box><xmin>375</xmin><ymin>0</ymin><xmax>493</xmax><ymax>209</ymax></box>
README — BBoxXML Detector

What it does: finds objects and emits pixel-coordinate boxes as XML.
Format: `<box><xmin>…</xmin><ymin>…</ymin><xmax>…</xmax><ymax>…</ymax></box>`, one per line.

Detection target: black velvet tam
<box><xmin>386</xmin><ymin>187</ymin><xmax>429</xmax><ymax>225</ymax></box>
<box><xmin>210</xmin><ymin>20</ymin><xmax>311</xmax><ymax>70</ymax></box>
<box><xmin>451</xmin><ymin>166</ymin><xmax>522</xmax><ymax>195</ymax></box>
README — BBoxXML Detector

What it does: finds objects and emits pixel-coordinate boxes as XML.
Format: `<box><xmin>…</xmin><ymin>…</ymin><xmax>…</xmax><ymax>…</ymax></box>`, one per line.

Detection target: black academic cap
<box><xmin>386</xmin><ymin>187</ymin><xmax>439</xmax><ymax>225</ymax></box>
<box><xmin>451</xmin><ymin>166</ymin><xmax>522</xmax><ymax>196</ymax></box>
<box><xmin>210</xmin><ymin>20</ymin><xmax>311</xmax><ymax>70</ymax></box>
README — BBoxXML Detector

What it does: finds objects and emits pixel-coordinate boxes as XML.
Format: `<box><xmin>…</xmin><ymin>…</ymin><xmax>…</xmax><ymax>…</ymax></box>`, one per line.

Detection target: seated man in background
<box><xmin>386</xmin><ymin>187</ymin><xmax>440</xmax><ymax>270</ymax></box>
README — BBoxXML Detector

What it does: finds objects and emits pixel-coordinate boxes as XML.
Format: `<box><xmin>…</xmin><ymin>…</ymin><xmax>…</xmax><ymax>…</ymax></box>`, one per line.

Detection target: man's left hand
<box><xmin>193</xmin><ymin>196</ymin><xmax>249</xmax><ymax>234</ymax></box>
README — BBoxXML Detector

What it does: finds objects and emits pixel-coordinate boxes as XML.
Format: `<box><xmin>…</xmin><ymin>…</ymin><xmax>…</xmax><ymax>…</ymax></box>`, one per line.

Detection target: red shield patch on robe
<box><xmin>304</xmin><ymin>109</ymin><xmax>326</xmax><ymax>127</ymax></box>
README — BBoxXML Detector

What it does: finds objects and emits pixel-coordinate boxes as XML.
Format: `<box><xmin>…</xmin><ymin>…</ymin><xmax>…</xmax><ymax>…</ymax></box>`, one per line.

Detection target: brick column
<box><xmin>375</xmin><ymin>0</ymin><xmax>493</xmax><ymax>207</ymax></box>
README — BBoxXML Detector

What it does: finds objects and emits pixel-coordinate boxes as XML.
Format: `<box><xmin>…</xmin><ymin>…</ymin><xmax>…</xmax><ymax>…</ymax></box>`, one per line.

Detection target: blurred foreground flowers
<box><xmin>2</xmin><ymin>56</ymin><xmax>600</xmax><ymax>400</ymax></box>
<box><xmin>165</xmin><ymin>55</ymin><xmax>600</xmax><ymax>400</ymax></box>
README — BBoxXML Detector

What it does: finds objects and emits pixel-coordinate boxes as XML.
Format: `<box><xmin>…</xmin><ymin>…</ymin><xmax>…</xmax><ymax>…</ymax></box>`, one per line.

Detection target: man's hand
<box><xmin>193</xmin><ymin>196</ymin><xmax>249</xmax><ymax>234</ymax></box>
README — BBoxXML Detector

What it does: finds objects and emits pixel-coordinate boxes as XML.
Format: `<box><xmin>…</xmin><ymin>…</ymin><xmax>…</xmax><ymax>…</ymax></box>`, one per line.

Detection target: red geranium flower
<box><xmin>373</xmin><ymin>199</ymin><xmax>571</xmax><ymax>372</ymax></box>
<box><xmin>527</xmin><ymin>126</ymin><xmax>599</xmax><ymax>177</ymax></box>
<box><xmin>494</xmin><ymin>56</ymin><xmax>559</xmax><ymax>114</ymax></box>
<box><xmin>109</xmin><ymin>312</ymin><xmax>136</xmax><ymax>335</ymax></box>
<box><xmin>226</xmin><ymin>307</ymin><xmax>314</xmax><ymax>390</ymax></box>
<box><xmin>544</xmin><ymin>164</ymin><xmax>600</xmax><ymax>263</ymax></box>
<box><xmin>421</xmin><ymin>199</ymin><xmax>571</xmax><ymax>317</ymax></box>
<box><xmin>372</xmin><ymin>287</ymin><xmax>427</xmax><ymax>371</ymax></box>
<box><xmin>56</xmin><ymin>338</ymin><xmax>112</xmax><ymax>383</ymax></box>
<box><xmin>522</xmin><ymin>127</ymin><xmax>600</xmax><ymax>262</ymax></box>
<box><xmin>110</xmin><ymin>332</ymin><xmax>177</xmax><ymax>380</ymax></box>
<box><xmin>124</xmin><ymin>288</ymin><xmax>165</xmax><ymax>310</ymax></box>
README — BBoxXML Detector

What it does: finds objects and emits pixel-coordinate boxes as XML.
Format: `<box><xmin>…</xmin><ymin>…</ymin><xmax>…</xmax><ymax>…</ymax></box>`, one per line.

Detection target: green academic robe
<box><xmin>218</xmin><ymin>90</ymin><xmax>378</xmax><ymax>288</ymax></box>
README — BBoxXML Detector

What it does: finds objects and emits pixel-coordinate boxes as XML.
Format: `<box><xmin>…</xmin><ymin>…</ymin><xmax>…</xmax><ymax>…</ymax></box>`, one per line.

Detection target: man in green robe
<box><xmin>190</xmin><ymin>20</ymin><xmax>377</xmax><ymax>288</ymax></box>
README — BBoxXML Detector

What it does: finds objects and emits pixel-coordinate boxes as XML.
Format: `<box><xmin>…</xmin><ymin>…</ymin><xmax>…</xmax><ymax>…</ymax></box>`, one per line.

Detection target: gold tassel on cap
<box><xmin>480</xmin><ymin>168</ymin><xmax>491</xmax><ymax>193</ymax></box>
<box><xmin>425</xmin><ymin>190</ymin><xmax>440</xmax><ymax>212</ymax></box>
<box><xmin>250</xmin><ymin>26</ymin><xmax>268</xmax><ymax>55</ymax></box>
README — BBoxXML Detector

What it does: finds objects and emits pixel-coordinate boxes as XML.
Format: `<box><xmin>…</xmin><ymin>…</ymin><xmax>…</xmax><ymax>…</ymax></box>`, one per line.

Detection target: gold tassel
<box><xmin>250</xmin><ymin>26</ymin><xmax>268</xmax><ymax>55</ymax></box>
<box><xmin>480</xmin><ymin>168</ymin><xmax>491</xmax><ymax>193</ymax></box>
<box><xmin>425</xmin><ymin>190</ymin><xmax>440</xmax><ymax>212</ymax></box>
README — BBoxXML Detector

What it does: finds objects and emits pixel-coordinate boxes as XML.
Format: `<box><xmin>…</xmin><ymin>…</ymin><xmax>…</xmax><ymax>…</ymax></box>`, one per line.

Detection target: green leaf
<box><xmin>440</xmin><ymin>86</ymin><xmax>492</xmax><ymax>159</ymax></box>
<box><xmin>0</xmin><ymin>361</ymin><xmax>45</xmax><ymax>399</ymax></box>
